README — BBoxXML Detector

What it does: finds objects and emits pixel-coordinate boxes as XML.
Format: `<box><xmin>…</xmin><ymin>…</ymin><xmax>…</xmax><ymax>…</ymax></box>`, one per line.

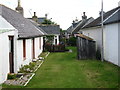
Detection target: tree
<box><xmin>42</xmin><ymin>19</ymin><xmax>55</xmax><ymax>25</ymax></box>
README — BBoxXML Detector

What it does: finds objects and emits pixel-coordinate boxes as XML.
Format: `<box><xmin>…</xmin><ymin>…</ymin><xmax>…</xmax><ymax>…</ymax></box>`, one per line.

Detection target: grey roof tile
<box><xmin>0</xmin><ymin>4</ymin><xmax>44</xmax><ymax>39</ymax></box>
<box><xmin>83</xmin><ymin>6</ymin><xmax>120</xmax><ymax>28</ymax></box>
<box><xmin>72</xmin><ymin>17</ymin><xmax>94</xmax><ymax>34</ymax></box>
<box><xmin>29</xmin><ymin>19</ymin><xmax>47</xmax><ymax>35</ymax></box>
<box><xmin>104</xmin><ymin>8</ymin><xmax>120</xmax><ymax>24</ymax></box>
<box><xmin>38</xmin><ymin>18</ymin><xmax>46</xmax><ymax>23</ymax></box>
<box><xmin>67</xmin><ymin>21</ymin><xmax>81</xmax><ymax>34</ymax></box>
<box><xmin>39</xmin><ymin>25</ymin><xmax>60</xmax><ymax>35</ymax></box>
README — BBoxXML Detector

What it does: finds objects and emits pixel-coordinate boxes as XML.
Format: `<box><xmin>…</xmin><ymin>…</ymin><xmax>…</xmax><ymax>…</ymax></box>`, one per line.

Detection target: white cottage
<box><xmin>39</xmin><ymin>25</ymin><xmax>60</xmax><ymax>45</ymax></box>
<box><xmin>28</xmin><ymin>12</ymin><xmax>60</xmax><ymax>45</ymax></box>
<box><xmin>79</xmin><ymin>6</ymin><xmax>120</xmax><ymax>66</ymax></box>
<box><xmin>0</xmin><ymin>15</ymin><xmax>16</xmax><ymax>84</ymax></box>
<box><xmin>0</xmin><ymin>4</ymin><xmax>45</xmax><ymax>84</ymax></box>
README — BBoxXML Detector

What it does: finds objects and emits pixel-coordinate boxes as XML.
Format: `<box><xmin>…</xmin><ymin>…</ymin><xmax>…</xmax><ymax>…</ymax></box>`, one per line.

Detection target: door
<box><xmin>9</xmin><ymin>36</ymin><xmax>14</xmax><ymax>73</ymax></box>
<box><xmin>55</xmin><ymin>39</ymin><xmax>57</xmax><ymax>45</ymax></box>
<box><xmin>32</xmin><ymin>38</ymin><xmax>35</xmax><ymax>59</ymax></box>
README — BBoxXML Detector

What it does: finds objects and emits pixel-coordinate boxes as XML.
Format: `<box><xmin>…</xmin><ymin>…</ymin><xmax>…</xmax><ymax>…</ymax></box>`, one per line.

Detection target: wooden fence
<box><xmin>44</xmin><ymin>44</ymin><xmax>66</xmax><ymax>52</ymax></box>
<box><xmin>76</xmin><ymin>34</ymin><xmax>96</xmax><ymax>60</ymax></box>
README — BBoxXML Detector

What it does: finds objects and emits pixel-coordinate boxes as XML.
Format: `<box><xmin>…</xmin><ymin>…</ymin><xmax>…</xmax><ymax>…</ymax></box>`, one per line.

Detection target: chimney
<box><xmin>45</xmin><ymin>14</ymin><xmax>48</xmax><ymax>19</ymax></box>
<box><xmin>15</xmin><ymin>0</ymin><xmax>24</xmax><ymax>16</ymax></box>
<box><xmin>34</xmin><ymin>12</ymin><xmax>36</xmax><ymax>16</ymax></box>
<box><xmin>82</xmin><ymin>12</ymin><xmax>87</xmax><ymax>20</ymax></box>
<box><xmin>72</xmin><ymin>20</ymin><xmax>76</xmax><ymax>28</ymax></box>
<box><xmin>32</xmin><ymin>12</ymin><xmax>38</xmax><ymax>22</ymax></box>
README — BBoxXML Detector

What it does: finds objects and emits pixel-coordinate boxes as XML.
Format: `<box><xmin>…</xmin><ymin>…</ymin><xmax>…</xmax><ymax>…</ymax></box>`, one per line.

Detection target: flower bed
<box><xmin>4</xmin><ymin>52</ymin><xmax>50</xmax><ymax>86</ymax></box>
<box><xmin>18</xmin><ymin>60</ymin><xmax>42</xmax><ymax>73</ymax></box>
<box><xmin>4</xmin><ymin>73</ymin><xmax>34</xmax><ymax>86</ymax></box>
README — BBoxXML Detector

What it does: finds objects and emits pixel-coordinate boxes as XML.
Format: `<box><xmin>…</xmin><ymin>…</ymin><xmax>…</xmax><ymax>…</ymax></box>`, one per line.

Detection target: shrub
<box><xmin>96</xmin><ymin>49</ymin><xmax>101</xmax><ymax>60</ymax></box>
<box><xmin>68</xmin><ymin>37</ymin><xmax>76</xmax><ymax>46</ymax></box>
<box><xmin>7</xmin><ymin>74</ymin><xmax>17</xmax><ymax>80</ymax></box>
<box><xmin>44</xmin><ymin>44</ymin><xmax>66</xmax><ymax>52</ymax></box>
<box><xmin>19</xmin><ymin>62</ymin><xmax>36</xmax><ymax>73</ymax></box>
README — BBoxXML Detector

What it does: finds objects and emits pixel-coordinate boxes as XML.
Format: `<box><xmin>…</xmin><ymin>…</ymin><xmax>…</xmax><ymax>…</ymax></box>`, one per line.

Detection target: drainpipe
<box><xmin>14</xmin><ymin>29</ymin><xmax>18</xmax><ymax>73</ymax></box>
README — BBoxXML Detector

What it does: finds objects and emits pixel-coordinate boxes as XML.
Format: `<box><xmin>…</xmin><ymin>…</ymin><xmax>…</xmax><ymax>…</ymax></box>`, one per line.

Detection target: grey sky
<box><xmin>0</xmin><ymin>0</ymin><xmax>119</xmax><ymax>29</ymax></box>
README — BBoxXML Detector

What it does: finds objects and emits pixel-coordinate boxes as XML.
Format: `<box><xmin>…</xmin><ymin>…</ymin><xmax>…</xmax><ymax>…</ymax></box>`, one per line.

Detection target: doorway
<box><xmin>9</xmin><ymin>36</ymin><xmax>14</xmax><ymax>73</ymax></box>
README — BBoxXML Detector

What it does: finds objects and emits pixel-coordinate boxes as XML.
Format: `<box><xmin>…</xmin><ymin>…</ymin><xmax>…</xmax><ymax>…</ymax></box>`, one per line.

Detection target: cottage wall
<box><xmin>16</xmin><ymin>37</ymin><xmax>44</xmax><ymax>72</ymax></box>
<box><xmin>0</xmin><ymin>31</ymin><xmax>16</xmax><ymax>83</ymax></box>
<box><xmin>16</xmin><ymin>39</ymin><xmax>32</xmax><ymax>72</ymax></box>
<box><xmin>0</xmin><ymin>16</ymin><xmax>16</xmax><ymax>84</ymax></box>
<box><xmin>35</xmin><ymin>37</ymin><xmax>43</xmax><ymax>58</ymax></box>
<box><xmin>104</xmin><ymin>23</ymin><xmax>119</xmax><ymax>66</ymax></box>
<box><xmin>81</xmin><ymin>27</ymin><xmax>102</xmax><ymax>50</ymax></box>
<box><xmin>81</xmin><ymin>23</ymin><xmax>119</xmax><ymax>66</ymax></box>
<box><xmin>53</xmin><ymin>35</ymin><xmax>59</xmax><ymax>45</ymax></box>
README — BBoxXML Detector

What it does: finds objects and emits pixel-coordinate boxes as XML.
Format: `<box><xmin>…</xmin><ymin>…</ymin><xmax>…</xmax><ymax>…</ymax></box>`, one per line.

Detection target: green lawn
<box><xmin>3</xmin><ymin>47</ymin><xmax>119</xmax><ymax>88</ymax></box>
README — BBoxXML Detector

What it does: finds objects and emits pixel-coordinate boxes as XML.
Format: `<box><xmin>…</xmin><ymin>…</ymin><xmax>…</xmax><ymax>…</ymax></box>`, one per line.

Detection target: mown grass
<box><xmin>2</xmin><ymin>47</ymin><xmax>119</xmax><ymax>88</ymax></box>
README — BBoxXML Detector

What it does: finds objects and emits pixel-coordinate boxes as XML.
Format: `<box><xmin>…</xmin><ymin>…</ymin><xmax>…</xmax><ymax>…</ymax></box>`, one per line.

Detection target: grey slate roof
<box><xmin>39</xmin><ymin>25</ymin><xmax>60</xmax><ymax>35</ymax></box>
<box><xmin>0</xmin><ymin>4</ymin><xmax>44</xmax><ymax>39</ymax></box>
<box><xmin>67</xmin><ymin>21</ymin><xmax>81</xmax><ymax>34</ymax></box>
<box><xmin>29</xmin><ymin>19</ymin><xmax>47</xmax><ymax>35</ymax></box>
<box><xmin>72</xmin><ymin>17</ymin><xmax>94</xmax><ymax>34</ymax></box>
<box><xmin>83</xmin><ymin>6</ymin><xmax>120</xmax><ymax>29</ymax></box>
<box><xmin>38</xmin><ymin>18</ymin><xmax>46</xmax><ymax>24</ymax></box>
<box><xmin>28</xmin><ymin>17</ymin><xmax>46</xmax><ymax>24</ymax></box>
<box><xmin>104</xmin><ymin>8</ymin><xmax>120</xmax><ymax>25</ymax></box>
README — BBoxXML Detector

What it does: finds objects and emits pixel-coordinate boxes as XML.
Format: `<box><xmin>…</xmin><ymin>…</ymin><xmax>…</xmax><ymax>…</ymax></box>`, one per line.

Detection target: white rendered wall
<box><xmin>16</xmin><ymin>37</ymin><xmax>44</xmax><ymax>72</ymax></box>
<box><xmin>104</xmin><ymin>23</ymin><xmax>118</xmax><ymax>65</ymax></box>
<box><xmin>0</xmin><ymin>16</ymin><xmax>16</xmax><ymax>84</ymax></box>
<box><xmin>53</xmin><ymin>35</ymin><xmax>60</xmax><ymax>45</ymax></box>
<box><xmin>16</xmin><ymin>39</ymin><xmax>33</xmax><ymax>72</ymax></box>
<box><xmin>0</xmin><ymin>16</ymin><xmax>14</xmax><ymax>29</ymax></box>
<box><xmin>0</xmin><ymin>31</ymin><xmax>16</xmax><ymax>84</ymax></box>
<box><xmin>81</xmin><ymin>27</ymin><xmax>102</xmax><ymax>50</ymax></box>
<box><xmin>35</xmin><ymin>37</ymin><xmax>43</xmax><ymax>58</ymax></box>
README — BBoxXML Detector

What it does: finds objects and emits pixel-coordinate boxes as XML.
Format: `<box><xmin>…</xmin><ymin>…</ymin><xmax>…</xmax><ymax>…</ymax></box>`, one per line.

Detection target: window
<box><xmin>23</xmin><ymin>39</ymin><xmax>26</xmax><ymax>60</ymax></box>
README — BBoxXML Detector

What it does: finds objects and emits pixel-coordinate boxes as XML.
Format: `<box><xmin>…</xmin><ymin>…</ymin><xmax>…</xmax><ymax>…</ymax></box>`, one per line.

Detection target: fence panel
<box><xmin>77</xmin><ymin>36</ymin><xmax>96</xmax><ymax>60</ymax></box>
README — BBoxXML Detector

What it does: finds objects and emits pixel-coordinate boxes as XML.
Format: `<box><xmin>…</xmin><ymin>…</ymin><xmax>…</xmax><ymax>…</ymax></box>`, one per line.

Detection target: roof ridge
<box><xmin>103</xmin><ymin>8</ymin><xmax>120</xmax><ymax>23</ymax></box>
<box><xmin>82</xmin><ymin>6</ymin><xmax>120</xmax><ymax>29</ymax></box>
<box><xmin>1</xmin><ymin>4</ymin><xmax>23</xmax><ymax>16</ymax></box>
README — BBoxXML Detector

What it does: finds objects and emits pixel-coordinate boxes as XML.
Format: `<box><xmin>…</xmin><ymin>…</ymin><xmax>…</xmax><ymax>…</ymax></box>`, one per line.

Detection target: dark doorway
<box><xmin>55</xmin><ymin>39</ymin><xmax>57</xmax><ymax>45</ymax></box>
<box><xmin>9</xmin><ymin>36</ymin><xmax>14</xmax><ymax>73</ymax></box>
<box><xmin>32</xmin><ymin>38</ymin><xmax>35</xmax><ymax>59</ymax></box>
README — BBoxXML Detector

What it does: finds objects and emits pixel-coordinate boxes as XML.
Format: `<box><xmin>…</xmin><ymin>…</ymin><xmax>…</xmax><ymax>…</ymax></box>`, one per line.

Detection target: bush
<box><xmin>68</xmin><ymin>37</ymin><xmax>76</xmax><ymax>46</ymax></box>
<box><xmin>19</xmin><ymin>62</ymin><xmax>36</xmax><ymax>73</ymax></box>
<box><xmin>96</xmin><ymin>49</ymin><xmax>101</xmax><ymax>60</ymax></box>
<box><xmin>7</xmin><ymin>74</ymin><xmax>17</xmax><ymax>80</ymax></box>
<box><xmin>44</xmin><ymin>44</ymin><xmax>66</xmax><ymax>52</ymax></box>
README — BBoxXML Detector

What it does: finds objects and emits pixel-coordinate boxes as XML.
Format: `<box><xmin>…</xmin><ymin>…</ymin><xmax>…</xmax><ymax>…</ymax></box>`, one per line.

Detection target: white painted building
<box><xmin>104</xmin><ymin>23</ymin><xmax>119</xmax><ymax>66</ymax></box>
<box><xmin>39</xmin><ymin>25</ymin><xmax>60</xmax><ymax>45</ymax></box>
<box><xmin>0</xmin><ymin>15</ymin><xmax>16</xmax><ymax>84</ymax></box>
<box><xmin>0</xmin><ymin>4</ymin><xmax>45</xmax><ymax>84</ymax></box>
<box><xmin>79</xmin><ymin>6</ymin><xmax>120</xmax><ymax>66</ymax></box>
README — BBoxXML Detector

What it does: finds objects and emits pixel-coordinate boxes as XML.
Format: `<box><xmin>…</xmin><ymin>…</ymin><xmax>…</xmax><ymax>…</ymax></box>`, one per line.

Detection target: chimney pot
<box><xmin>82</xmin><ymin>12</ymin><xmax>87</xmax><ymax>20</ymax></box>
<box><xmin>34</xmin><ymin>12</ymin><xmax>36</xmax><ymax>16</ymax></box>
